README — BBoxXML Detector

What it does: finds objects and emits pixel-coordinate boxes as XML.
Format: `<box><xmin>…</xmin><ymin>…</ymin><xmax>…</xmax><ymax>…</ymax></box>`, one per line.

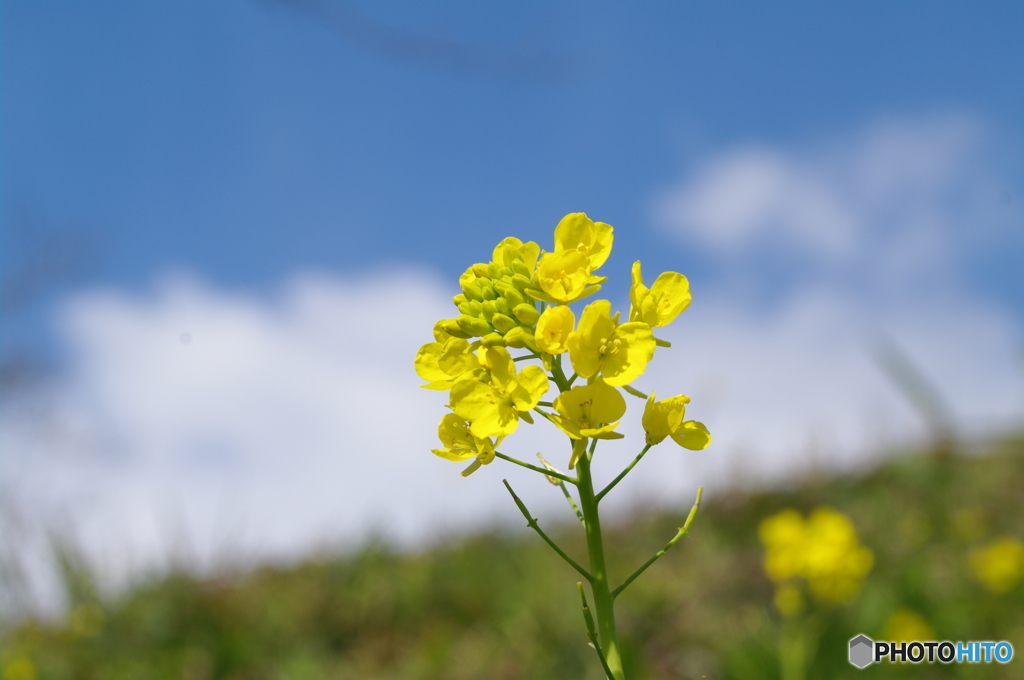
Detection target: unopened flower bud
<box><xmin>439</xmin><ymin>318</ymin><xmax>471</xmax><ymax>339</ymax></box>
<box><xmin>491</xmin><ymin>313</ymin><xmax>518</xmax><ymax>334</ymax></box>
<box><xmin>512</xmin><ymin>274</ymin><xmax>533</xmax><ymax>294</ymax></box>
<box><xmin>511</xmin><ymin>259</ymin><xmax>532</xmax><ymax>278</ymax></box>
<box><xmin>457</xmin><ymin>314</ymin><xmax>493</xmax><ymax>337</ymax></box>
<box><xmin>480</xmin><ymin>332</ymin><xmax>506</xmax><ymax>347</ymax></box>
<box><xmin>479</xmin><ymin>279</ymin><xmax>498</xmax><ymax>301</ymax></box>
<box><xmin>487</xmin><ymin>262</ymin><xmax>502</xmax><ymax>279</ymax></box>
<box><xmin>470</xmin><ymin>263</ymin><xmax>489</xmax><ymax>277</ymax></box>
<box><xmin>513</xmin><ymin>303</ymin><xmax>540</xmax><ymax>325</ymax></box>
<box><xmin>493</xmin><ymin>297</ymin><xmax>513</xmax><ymax>317</ymax></box>
<box><xmin>461</xmin><ymin>281</ymin><xmax>484</xmax><ymax>302</ymax></box>
<box><xmin>481</xmin><ymin>300</ymin><xmax>497</xmax><ymax>322</ymax></box>
<box><xmin>503</xmin><ymin>326</ymin><xmax>528</xmax><ymax>348</ymax></box>
<box><xmin>452</xmin><ymin>294</ymin><xmax>468</xmax><ymax>307</ymax></box>
<box><xmin>502</xmin><ymin>286</ymin><xmax>525</xmax><ymax>308</ymax></box>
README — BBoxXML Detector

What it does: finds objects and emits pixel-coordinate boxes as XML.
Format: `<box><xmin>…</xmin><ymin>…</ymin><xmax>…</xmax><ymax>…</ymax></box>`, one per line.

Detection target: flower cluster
<box><xmin>415</xmin><ymin>212</ymin><xmax>711</xmax><ymax>476</ymax></box>
<box><xmin>758</xmin><ymin>507</ymin><xmax>874</xmax><ymax>615</ymax></box>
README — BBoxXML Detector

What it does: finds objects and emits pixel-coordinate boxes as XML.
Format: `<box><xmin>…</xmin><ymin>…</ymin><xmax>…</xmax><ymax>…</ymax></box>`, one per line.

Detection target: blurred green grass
<box><xmin>3</xmin><ymin>434</ymin><xmax>1023</xmax><ymax>680</ymax></box>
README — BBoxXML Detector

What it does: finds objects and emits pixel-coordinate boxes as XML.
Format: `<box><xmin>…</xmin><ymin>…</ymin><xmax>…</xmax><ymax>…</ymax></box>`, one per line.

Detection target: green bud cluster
<box><xmin>440</xmin><ymin>255</ymin><xmax>541</xmax><ymax>352</ymax></box>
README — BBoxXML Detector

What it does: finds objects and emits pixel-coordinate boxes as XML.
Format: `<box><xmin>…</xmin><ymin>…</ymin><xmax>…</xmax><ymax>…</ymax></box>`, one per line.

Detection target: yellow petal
<box><xmin>600</xmin><ymin>322</ymin><xmax>655</xmax><ymax>386</ymax></box>
<box><xmin>511</xmin><ymin>364</ymin><xmax>549</xmax><ymax>411</ymax></box>
<box><xmin>641</xmin><ymin>393</ymin><xmax>688</xmax><ymax>445</ymax></box>
<box><xmin>414</xmin><ymin>342</ymin><xmax>449</xmax><ymax>383</ymax></box>
<box><xmin>670</xmin><ymin>420</ymin><xmax>711</xmax><ymax>450</ymax></box>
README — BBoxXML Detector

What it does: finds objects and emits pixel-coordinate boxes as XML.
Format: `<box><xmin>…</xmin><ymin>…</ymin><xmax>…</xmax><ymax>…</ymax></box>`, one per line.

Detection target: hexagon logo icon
<box><xmin>849</xmin><ymin>634</ymin><xmax>874</xmax><ymax>668</ymax></box>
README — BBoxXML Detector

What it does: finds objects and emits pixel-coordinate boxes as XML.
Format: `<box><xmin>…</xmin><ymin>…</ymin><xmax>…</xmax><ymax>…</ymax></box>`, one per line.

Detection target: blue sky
<box><xmin>3</xmin><ymin>1</ymin><xmax>1024</xmax><ymax>608</ymax></box>
<box><xmin>4</xmin><ymin>1</ymin><xmax>1023</xmax><ymax>318</ymax></box>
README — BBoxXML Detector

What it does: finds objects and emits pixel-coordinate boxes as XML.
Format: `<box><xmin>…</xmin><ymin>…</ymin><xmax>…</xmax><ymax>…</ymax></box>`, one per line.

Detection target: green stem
<box><xmin>495</xmin><ymin>452</ymin><xmax>577</xmax><ymax>485</ymax></box>
<box><xmin>596</xmin><ymin>445</ymin><xmax>652</xmax><ymax>503</ymax></box>
<box><xmin>611</xmin><ymin>487</ymin><xmax>702</xmax><ymax>600</ymax></box>
<box><xmin>514</xmin><ymin>353</ymin><xmax>541</xmax><ymax>362</ymax></box>
<box><xmin>567</xmin><ymin>372</ymin><xmax>579</xmax><ymax>386</ymax></box>
<box><xmin>503</xmin><ymin>480</ymin><xmax>593</xmax><ymax>582</ymax></box>
<box><xmin>576</xmin><ymin>454</ymin><xmax>626</xmax><ymax>680</ymax></box>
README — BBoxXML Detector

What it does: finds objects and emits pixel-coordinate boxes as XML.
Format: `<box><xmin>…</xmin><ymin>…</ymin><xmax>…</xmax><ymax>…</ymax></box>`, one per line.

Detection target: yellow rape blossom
<box><xmin>450</xmin><ymin>346</ymin><xmax>549</xmax><ymax>438</ymax></box>
<box><xmin>567</xmin><ymin>300</ymin><xmax>655</xmax><ymax>386</ymax></box>
<box><xmin>536</xmin><ymin>305</ymin><xmax>575</xmax><ymax>354</ymax></box>
<box><xmin>431</xmin><ymin>413</ymin><xmax>502</xmax><ymax>477</ymax></box>
<box><xmin>530</xmin><ymin>250</ymin><xmax>603</xmax><ymax>304</ymax></box>
<box><xmin>551</xmin><ymin>381</ymin><xmax>627</xmax><ymax>441</ymax></box>
<box><xmin>492</xmin><ymin>236</ymin><xmax>540</xmax><ymax>272</ymax></box>
<box><xmin>414</xmin><ymin>337</ymin><xmax>481</xmax><ymax>390</ymax></box>
<box><xmin>629</xmin><ymin>261</ymin><xmax>692</xmax><ymax>327</ymax></box>
<box><xmin>553</xmin><ymin>212</ymin><xmax>614</xmax><ymax>270</ymax></box>
<box><xmin>969</xmin><ymin>536</ymin><xmax>1024</xmax><ymax>593</ymax></box>
<box><xmin>641</xmin><ymin>393</ymin><xmax>712</xmax><ymax>450</ymax></box>
<box><xmin>551</xmin><ymin>381</ymin><xmax>626</xmax><ymax>468</ymax></box>
<box><xmin>759</xmin><ymin>506</ymin><xmax>873</xmax><ymax>605</ymax></box>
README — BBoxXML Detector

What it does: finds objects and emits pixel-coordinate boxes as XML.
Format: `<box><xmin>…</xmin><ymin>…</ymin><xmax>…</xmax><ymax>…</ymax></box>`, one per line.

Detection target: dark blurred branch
<box><xmin>873</xmin><ymin>334</ymin><xmax>956</xmax><ymax>447</ymax></box>
<box><xmin>264</xmin><ymin>0</ymin><xmax>586</xmax><ymax>83</ymax></box>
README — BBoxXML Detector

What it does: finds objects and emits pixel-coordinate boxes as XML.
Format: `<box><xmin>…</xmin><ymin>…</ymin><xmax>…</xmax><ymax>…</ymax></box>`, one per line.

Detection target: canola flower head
<box><xmin>969</xmin><ymin>536</ymin><xmax>1024</xmax><ymax>593</ymax></box>
<box><xmin>567</xmin><ymin>300</ymin><xmax>655</xmax><ymax>387</ymax></box>
<box><xmin>553</xmin><ymin>212</ymin><xmax>614</xmax><ymax>270</ymax></box>
<box><xmin>629</xmin><ymin>261</ymin><xmax>692</xmax><ymax>327</ymax></box>
<box><xmin>417</xmin><ymin>211</ymin><xmax>710</xmax><ymax>477</ymax></box>
<box><xmin>759</xmin><ymin>506</ymin><xmax>873</xmax><ymax>604</ymax></box>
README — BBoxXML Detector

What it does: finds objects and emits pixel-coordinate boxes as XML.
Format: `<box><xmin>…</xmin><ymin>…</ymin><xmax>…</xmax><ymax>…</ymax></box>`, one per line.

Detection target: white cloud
<box><xmin>653</xmin><ymin>114</ymin><xmax>1010</xmax><ymax>285</ymax></box>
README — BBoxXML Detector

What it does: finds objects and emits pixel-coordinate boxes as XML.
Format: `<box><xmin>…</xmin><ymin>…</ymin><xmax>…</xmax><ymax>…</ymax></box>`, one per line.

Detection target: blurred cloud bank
<box><xmin>4</xmin><ymin>114</ymin><xmax>1022</xmax><ymax>612</ymax></box>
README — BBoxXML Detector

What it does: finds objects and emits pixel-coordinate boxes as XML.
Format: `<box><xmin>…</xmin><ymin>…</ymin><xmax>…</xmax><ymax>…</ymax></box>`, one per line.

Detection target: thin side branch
<box><xmin>578</xmin><ymin>582</ymin><xmax>616</xmax><ymax>680</ymax></box>
<box><xmin>503</xmin><ymin>480</ymin><xmax>593</xmax><ymax>582</ymax></box>
<box><xmin>611</xmin><ymin>486</ymin><xmax>703</xmax><ymax>599</ymax></box>
<box><xmin>496</xmin><ymin>452</ymin><xmax>577</xmax><ymax>485</ymax></box>
<box><xmin>595</xmin><ymin>444</ymin><xmax>652</xmax><ymax>503</ymax></box>
<box><xmin>537</xmin><ymin>454</ymin><xmax>586</xmax><ymax>525</ymax></box>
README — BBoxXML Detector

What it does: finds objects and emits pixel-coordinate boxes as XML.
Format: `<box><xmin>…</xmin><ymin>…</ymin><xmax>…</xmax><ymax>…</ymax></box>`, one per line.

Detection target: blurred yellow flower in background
<box><xmin>969</xmin><ymin>536</ymin><xmax>1024</xmax><ymax>593</ymax></box>
<box><xmin>881</xmin><ymin>608</ymin><xmax>936</xmax><ymax>643</ymax></box>
<box><xmin>759</xmin><ymin>506</ymin><xmax>874</xmax><ymax>607</ymax></box>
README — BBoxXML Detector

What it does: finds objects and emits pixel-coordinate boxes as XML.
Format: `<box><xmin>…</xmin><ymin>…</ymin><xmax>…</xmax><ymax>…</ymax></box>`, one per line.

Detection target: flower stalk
<box><xmin>416</xmin><ymin>212</ymin><xmax>713</xmax><ymax>678</ymax></box>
